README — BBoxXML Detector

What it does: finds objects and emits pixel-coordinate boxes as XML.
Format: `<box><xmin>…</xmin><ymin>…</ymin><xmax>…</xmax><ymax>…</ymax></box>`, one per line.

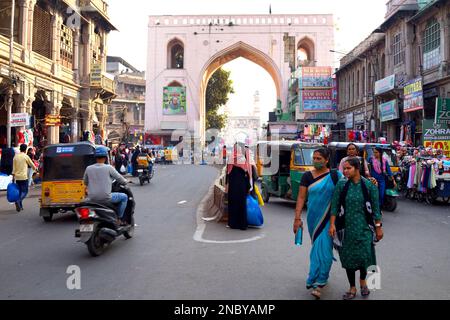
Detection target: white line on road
<box><xmin>178</xmin><ymin>200</ymin><xmax>187</xmax><ymax>205</ymax></box>
<box><xmin>193</xmin><ymin>182</ymin><xmax>265</xmax><ymax>244</ymax></box>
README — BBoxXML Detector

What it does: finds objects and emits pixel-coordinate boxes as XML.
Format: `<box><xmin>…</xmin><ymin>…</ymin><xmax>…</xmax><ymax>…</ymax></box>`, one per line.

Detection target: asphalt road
<box><xmin>0</xmin><ymin>164</ymin><xmax>449</xmax><ymax>300</ymax></box>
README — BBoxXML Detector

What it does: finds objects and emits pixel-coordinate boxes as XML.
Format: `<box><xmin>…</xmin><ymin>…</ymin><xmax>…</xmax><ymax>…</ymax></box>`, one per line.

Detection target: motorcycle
<box><xmin>75</xmin><ymin>181</ymin><xmax>136</xmax><ymax>257</ymax></box>
<box><xmin>138</xmin><ymin>159</ymin><xmax>155</xmax><ymax>186</ymax></box>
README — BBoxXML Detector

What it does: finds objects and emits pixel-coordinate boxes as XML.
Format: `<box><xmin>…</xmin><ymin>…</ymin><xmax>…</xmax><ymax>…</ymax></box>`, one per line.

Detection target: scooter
<box><xmin>137</xmin><ymin>159</ymin><xmax>155</xmax><ymax>186</ymax></box>
<box><xmin>383</xmin><ymin>177</ymin><xmax>400</xmax><ymax>212</ymax></box>
<box><xmin>75</xmin><ymin>181</ymin><xmax>135</xmax><ymax>257</ymax></box>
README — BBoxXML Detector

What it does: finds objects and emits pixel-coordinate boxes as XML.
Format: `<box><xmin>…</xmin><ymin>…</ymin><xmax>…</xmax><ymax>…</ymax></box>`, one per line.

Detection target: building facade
<box><xmin>106</xmin><ymin>56</ymin><xmax>145</xmax><ymax>147</ymax></box>
<box><xmin>0</xmin><ymin>0</ymin><xmax>116</xmax><ymax>148</ymax></box>
<box><xmin>145</xmin><ymin>14</ymin><xmax>335</xmax><ymax>146</ymax></box>
<box><xmin>336</xmin><ymin>0</ymin><xmax>450</xmax><ymax>147</ymax></box>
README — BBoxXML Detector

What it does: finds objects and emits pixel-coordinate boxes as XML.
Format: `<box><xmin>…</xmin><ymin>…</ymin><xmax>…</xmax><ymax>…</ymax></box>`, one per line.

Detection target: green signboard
<box><xmin>435</xmin><ymin>98</ymin><xmax>450</xmax><ymax>125</ymax></box>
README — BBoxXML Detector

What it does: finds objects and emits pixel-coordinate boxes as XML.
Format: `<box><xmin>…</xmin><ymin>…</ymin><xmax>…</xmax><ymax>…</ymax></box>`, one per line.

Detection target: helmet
<box><xmin>95</xmin><ymin>146</ymin><xmax>109</xmax><ymax>158</ymax></box>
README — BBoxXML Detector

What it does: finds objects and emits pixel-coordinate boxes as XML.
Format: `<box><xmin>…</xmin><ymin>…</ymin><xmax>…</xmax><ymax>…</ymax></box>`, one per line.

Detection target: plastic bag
<box><xmin>7</xmin><ymin>182</ymin><xmax>20</xmax><ymax>203</ymax></box>
<box><xmin>246</xmin><ymin>195</ymin><xmax>264</xmax><ymax>227</ymax></box>
<box><xmin>120</xmin><ymin>165</ymin><xmax>126</xmax><ymax>174</ymax></box>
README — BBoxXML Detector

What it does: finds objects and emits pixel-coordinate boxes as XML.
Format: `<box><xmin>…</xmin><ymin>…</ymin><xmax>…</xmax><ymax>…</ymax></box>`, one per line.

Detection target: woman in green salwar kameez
<box><xmin>329</xmin><ymin>158</ymin><xmax>384</xmax><ymax>300</ymax></box>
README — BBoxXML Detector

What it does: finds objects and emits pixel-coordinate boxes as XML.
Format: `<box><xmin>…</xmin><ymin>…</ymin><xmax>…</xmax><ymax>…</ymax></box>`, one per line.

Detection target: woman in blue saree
<box><xmin>294</xmin><ymin>148</ymin><xmax>343</xmax><ymax>299</ymax></box>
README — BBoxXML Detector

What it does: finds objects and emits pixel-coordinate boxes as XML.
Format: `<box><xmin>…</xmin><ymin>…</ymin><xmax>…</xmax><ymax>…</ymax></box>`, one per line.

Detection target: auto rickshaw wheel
<box><xmin>383</xmin><ymin>196</ymin><xmax>397</xmax><ymax>212</ymax></box>
<box><xmin>139</xmin><ymin>177</ymin><xmax>144</xmax><ymax>186</ymax></box>
<box><xmin>41</xmin><ymin>209</ymin><xmax>54</xmax><ymax>223</ymax></box>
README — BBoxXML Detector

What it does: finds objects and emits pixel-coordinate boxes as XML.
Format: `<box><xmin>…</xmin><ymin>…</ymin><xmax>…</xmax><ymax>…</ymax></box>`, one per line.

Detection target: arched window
<box><xmin>167</xmin><ymin>81</ymin><xmax>182</xmax><ymax>87</ymax></box>
<box><xmin>297</xmin><ymin>37</ymin><xmax>315</xmax><ymax>67</ymax></box>
<box><xmin>167</xmin><ymin>39</ymin><xmax>184</xmax><ymax>69</ymax></box>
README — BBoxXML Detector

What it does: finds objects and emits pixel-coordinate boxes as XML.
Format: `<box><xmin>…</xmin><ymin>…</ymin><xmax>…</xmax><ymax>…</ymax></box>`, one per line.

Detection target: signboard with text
<box><xmin>45</xmin><ymin>115</ymin><xmax>61</xmax><ymax>127</ymax></box>
<box><xmin>300</xmin><ymin>67</ymin><xmax>333</xmax><ymax>88</ymax></box>
<box><xmin>403</xmin><ymin>77</ymin><xmax>424</xmax><ymax>113</ymax></box>
<box><xmin>374</xmin><ymin>74</ymin><xmax>395</xmax><ymax>95</ymax></box>
<box><xmin>90</xmin><ymin>63</ymin><xmax>102</xmax><ymax>87</ymax></box>
<box><xmin>345</xmin><ymin>113</ymin><xmax>354</xmax><ymax>129</ymax></box>
<box><xmin>10</xmin><ymin>113</ymin><xmax>29</xmax><ymax>127</ymax></box>
<box><xmin>435</xmin><ymin>98</ymin><xmax>450</xmax><ymax>125</ymax></box>
<box><xmin>423</xmin><ymin>120</ymin><xmax>450</xmax><ymax>156</ymax></box>
<box><xmin>302</xmin><ymin>89</ymin><xmax>333</xmax><ymax>112</ymax></box>
<box><xmin>379</xmin><ymin>100</ymin><xmax>399</xmax><ymax>122</ymax></box>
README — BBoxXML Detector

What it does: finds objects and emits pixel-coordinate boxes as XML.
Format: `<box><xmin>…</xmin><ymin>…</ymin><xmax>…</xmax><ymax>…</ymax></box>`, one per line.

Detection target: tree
<box><xmin>205</xmin><ymin>68</ymin><xmax>234</xmax><ymax>130</ymax></box>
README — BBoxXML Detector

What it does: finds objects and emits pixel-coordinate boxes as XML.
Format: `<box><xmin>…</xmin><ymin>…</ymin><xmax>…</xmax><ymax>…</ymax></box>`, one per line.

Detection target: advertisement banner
<box><xmin>302</xmin><ymin>89</ymin><xmax>333</xmax><ymax>112</ymax></box>
<box><xmin>379</xmin><ymin>100</ymin><xmax>399</xmax><ymax>122</ymax></box>
<box><xmin>435</xmin><ymin>98</ymin><xmax>450</xmax><ymax>125</ymax></box>
<box><xmin>423</xmin><ymin>120</ymin><xmax>450</xmax><ymax>156</ymax></box>
<box><xmin>374</xmin><ymin>74</ymin><xmax>395</xmax><ymax>95</ymax></box>
<box><xmin>300</xmin><ymin>67</ymin><xmax>332</xmax><ymax>88</ymax></box>
<box><xmin>163</xmin><ymin>87</ymin><xmax>186</xmax><ymax>115</ymax></box>
<box><xmin>403</xmin><ymin>77</ymin><xmax>424</xmax><ymax>113</ymax></box>
<box><xmin>10</xmin><ymin>113</ymin><xmax>29</xmax><ymax>127</ymax></box>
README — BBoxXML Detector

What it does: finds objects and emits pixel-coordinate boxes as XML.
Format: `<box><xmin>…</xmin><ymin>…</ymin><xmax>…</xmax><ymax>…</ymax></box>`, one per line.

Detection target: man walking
<box><xmin>12</xmin><ymin>144</ymin><xmax>36</xmax><ymax>212</ymax></box>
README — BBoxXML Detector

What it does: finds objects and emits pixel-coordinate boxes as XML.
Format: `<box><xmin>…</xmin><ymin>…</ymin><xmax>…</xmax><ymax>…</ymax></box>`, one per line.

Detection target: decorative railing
<box><xmin>149</xmin><ymin>14</ymin><xmax>332</xmax><ymax>27</ymax></box>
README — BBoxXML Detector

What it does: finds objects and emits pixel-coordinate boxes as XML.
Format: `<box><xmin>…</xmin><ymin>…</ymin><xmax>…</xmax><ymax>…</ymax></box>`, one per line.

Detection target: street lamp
<box><xmin>330</xmin><ymin>49</ymin><xmax>369</xmax><ymax>132</ymax></box>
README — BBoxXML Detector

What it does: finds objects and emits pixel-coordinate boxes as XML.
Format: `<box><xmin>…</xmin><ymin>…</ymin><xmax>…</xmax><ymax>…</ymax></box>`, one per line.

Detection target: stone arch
<box><xmin>199</xmin><ymin>41</ymin><xmax>283</xmax><ymax>138</ymax></box>
<box><xmin>297</xmin><ymin>36</ymin><xmax>315</xmax><ymax>67</ymax></box>
<box><xmin>167</xmin><ymin>38</ymin><xmax>184</xmax><ymax>69</ymax></box>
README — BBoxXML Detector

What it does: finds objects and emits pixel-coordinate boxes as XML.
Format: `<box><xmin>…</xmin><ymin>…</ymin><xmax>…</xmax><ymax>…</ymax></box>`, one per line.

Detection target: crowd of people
<box><xmin>111</xmin><ymin>143</ymin><xmax>156</xmax><ymax>177</ymax></box>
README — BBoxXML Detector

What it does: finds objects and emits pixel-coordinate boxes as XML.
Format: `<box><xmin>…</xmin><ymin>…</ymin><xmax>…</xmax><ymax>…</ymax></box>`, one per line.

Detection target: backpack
<box><xmin>333</xmin><ymin>178</ymin><xmax>377</xmax><ymax>250</ymax></box>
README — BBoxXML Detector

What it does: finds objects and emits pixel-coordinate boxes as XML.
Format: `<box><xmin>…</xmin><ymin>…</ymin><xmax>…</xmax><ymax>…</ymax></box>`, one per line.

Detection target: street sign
<box><xmin>435</xmin><ymin>98</ymin><xmax>450</xmax><ymax>125</ymax></box>
<box><xmin>90</xmin><ymin>63</ymin><xmax>102</xmax><ymax>87</ymax></box>
<box><xmin>10</xmin><ymin>113</ymin><xmax>29</xmax><ymax>127</ymax></box>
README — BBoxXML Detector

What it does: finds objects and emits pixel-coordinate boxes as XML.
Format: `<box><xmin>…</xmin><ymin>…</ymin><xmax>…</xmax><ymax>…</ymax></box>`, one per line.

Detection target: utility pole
<box><xmin>7</xmin><ymin>0</ymin><xmax>16</xmax><ymax>148</ymax></box>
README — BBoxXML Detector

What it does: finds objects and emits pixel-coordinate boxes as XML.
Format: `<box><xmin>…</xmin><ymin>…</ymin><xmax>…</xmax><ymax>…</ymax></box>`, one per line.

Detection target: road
<box><xmin>0</xmin><ymin>164</ymin><xmax>449</xmax><ymax>300</ymax></box>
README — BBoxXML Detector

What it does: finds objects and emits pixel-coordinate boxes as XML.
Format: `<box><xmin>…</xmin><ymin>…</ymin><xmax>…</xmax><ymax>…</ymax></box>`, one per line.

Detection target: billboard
<box><xmin>435</xmin><ymin>98</ymin><xmax>450</xmax><ymax>125</ymax></box>
<box><xmin>403</xmin><ymin>77</ymin><xmax>424</xmax><ymax>113</ymax></box>
<box><xmin>300</xmin><ymin>67</ymin><xmax>332</xmax><ymax>88</ymax></box>
<box><xmin>423</xmin><ymin>120</ymin><xmax>450</xmax><ymax>157</ymax></box>
<box><xmin>374</xmin><ymin>74</ymin><xmax>395</xmax><ymax>95</ymax></box>
<box><xmin>163</xmin><ymin>87</ymin><xmax>186</xmax><ymax>115</ymax></box>
<box><xmin>302</xmin><ymin>89</ymin><xmax>333</xmax><ymax>112</ymax></box>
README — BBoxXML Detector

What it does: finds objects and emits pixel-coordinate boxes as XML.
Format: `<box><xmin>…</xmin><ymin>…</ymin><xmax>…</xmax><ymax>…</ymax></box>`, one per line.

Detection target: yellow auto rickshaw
<box><xmin>256</xmin><ymin>141</ymin><xmax>323</xmax><ymax>202</ymax></box>
<box><xmin>39</xmin><ymin>142</ymin><xmax>104</xmax><ymax>222</ymax></box>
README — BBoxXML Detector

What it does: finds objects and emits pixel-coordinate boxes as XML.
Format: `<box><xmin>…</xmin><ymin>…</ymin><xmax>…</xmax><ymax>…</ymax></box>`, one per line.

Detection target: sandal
<box><xmin>311</xmin><ymin>288</ymin><xmax>321</xmax><ymax>300</ymax></box>
<box><xmin>361</xmin><ymin>286</ymin><xmax>371</xmax><ymax>297</ymax></box>
<box><xmin>343</xmin><ymin>290</ymin><xmax>357</xmax><ymax>300</ymax></box>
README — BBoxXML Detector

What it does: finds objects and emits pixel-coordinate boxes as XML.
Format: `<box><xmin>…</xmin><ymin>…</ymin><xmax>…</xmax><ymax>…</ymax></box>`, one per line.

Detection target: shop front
<box><xmin>379</xmin><ymin>100</ymin><xmax>400</xmax><ymax>143</ymax></box>
<box><xmin>402</xmin><ymin>77</ymin><xmax>425</xmax><ymax>146</ymax></box>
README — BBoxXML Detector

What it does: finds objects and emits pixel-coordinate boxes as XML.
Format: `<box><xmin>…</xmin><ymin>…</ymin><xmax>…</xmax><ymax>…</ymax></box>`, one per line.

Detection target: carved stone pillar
<box><xmin>73</xmin><ymin>29</ymin><xmax>80</xmax><ymax>83</ymax></box>
<box><xmin>26</xmin><ymin>0</ymin><xmax>37</xmax><ymax>55</ymax></box>
<box><xmin>51</xmin><ymin>14</ymin><xmax>63</xmax><ymax>75</ymax></box>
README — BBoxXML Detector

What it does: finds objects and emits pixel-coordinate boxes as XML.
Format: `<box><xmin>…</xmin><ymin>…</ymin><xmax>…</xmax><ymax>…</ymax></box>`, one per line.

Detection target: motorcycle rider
<box><xmin>83</xmin><ymin>146</ymin><xmax>129</xmax><ymax>225</ymax></box>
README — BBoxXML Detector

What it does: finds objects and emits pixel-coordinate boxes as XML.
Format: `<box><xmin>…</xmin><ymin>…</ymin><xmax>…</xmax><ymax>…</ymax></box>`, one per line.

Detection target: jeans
<box><xmin>16</xmin><ymin>180</ymin><xmax>29</xmax><ymax>209</ymax></box>
<box><xmin>111</xmin><ymin>192</ymin><xmax>128</xmax><ymax>219</ymax></box>
<box><xmin>28</xmin><ymin>168</ymin><xmax>34</xmax><ymax>187</ymax></box>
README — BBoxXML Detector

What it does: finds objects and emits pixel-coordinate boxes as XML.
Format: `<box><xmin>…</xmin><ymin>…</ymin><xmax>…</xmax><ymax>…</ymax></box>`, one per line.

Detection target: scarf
<box><xmin>372</xmin><ymin>156</ymin><xmax>387</xmax><ymax>174</ymax></box>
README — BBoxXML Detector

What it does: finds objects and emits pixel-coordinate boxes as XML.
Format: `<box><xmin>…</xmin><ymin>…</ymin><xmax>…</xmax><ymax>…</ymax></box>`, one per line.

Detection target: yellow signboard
<box><xmin>424</xmin><ymin>140</ymin><xmax>450</xmax><ymax>157</ymax></box>
<box><xmin>90</xmin><ymin>63</ymin><xmax>102</xmax><ymax>87</ymax></box>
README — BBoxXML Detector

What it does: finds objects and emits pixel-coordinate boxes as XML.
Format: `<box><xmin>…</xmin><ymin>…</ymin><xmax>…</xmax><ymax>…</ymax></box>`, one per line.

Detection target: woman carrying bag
<box><xmin>329</xmin><ymin>157</ymin><xmax>383</xmax><ymax>300</ymax></box>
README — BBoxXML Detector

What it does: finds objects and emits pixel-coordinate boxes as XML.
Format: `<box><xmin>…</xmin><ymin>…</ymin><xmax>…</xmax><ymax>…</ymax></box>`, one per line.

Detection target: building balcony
<box><xmin>91</xmin><ymin>73</ymin><xmax>116</xmax><ymax>96</ymax></box>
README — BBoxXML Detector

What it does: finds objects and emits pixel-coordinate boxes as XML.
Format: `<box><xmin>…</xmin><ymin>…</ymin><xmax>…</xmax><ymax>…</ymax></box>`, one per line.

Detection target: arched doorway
<box><xmin>167</xmin><ymin>38</ymin><xmax>184</xmax><ymax>69</ymax></box>
<box><xmin>297</xmin><ymin>37</ymin><xmax>316</xmax><ymax>67</ymax></box>
<box><xmin>199</xmin><ymin>42</ymin><xmax>282</xmax><ymax>144</ymax></box>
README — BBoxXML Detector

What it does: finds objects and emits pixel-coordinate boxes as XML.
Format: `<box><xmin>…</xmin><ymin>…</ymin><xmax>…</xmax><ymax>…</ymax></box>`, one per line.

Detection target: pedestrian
<box><xmin>131</xmin><ymin>146</ymin><xmax>140</xmax><ymax>176</ymax></box>
<box><xmin>329</xmin><ymin>157</ymin><xmax>383</xmax><ymax>299</ymax></box>
<box><xmin>222</xmin><ymin>145</ymin><xmax>227</xmax><ymax>165</ymax></box>
<box><xmin>114</xmin><ymin>148</ymin><xmax>123</xmax><ymax>173</ymax></box>
<box><xmin>293</xmin><ymin>148</ymin><xmax>342</xmax><ymax>299</ymax></box>
<box><xmin>0</xmin><ymin>146</ymin><xmax>15</xmax><ymax>176</ymax></box>
<box><xmin>26</xmin><ymin>147</ymin><xmax>37</xmax><ymax>188</ymax></box>
<box><xmin>338</xmin><ymin>143</ymin><xmax>370</xmax><ymax>178</ymax></box>
<box><xmin>225</xmin><ymin>143</ymin><xmax>253</xmax><ymax>230</ymax></box>
<box><xmin>369</xmin><ymin>147</ymin><xmax>396</xmax><ymax>207</ymax></box>
<box><xmin>12</xmin><ymin>144</ymin><xmax>37</xmax><ymax>212</ymax></box>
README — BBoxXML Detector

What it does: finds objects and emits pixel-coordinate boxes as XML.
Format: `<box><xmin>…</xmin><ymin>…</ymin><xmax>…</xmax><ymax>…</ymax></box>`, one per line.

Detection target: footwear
<box><xmin>343</xmin><ymin>289</ymin><xmax>357</xmax><ymax>300</ymax></box>
<box><xmin>361</xmin><ymin>286</ymin><xmax>371</xmax><ymax>297</ymax></box>
<box><xmin>311</xmin><ymin>288</ymin><xmax>321</xmax><ymax>300</ymax></box>
<box><xmin>15</xmin><ymin>203</ymin><xmax>21</xmax><ymax>212</ymax></box>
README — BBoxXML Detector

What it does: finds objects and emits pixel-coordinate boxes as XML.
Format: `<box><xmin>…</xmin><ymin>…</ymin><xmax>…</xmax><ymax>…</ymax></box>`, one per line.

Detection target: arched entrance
<box><xmin>199</xmin><ymin>41</ymin><xmax>282</xmax><ymax>143</ymax></box>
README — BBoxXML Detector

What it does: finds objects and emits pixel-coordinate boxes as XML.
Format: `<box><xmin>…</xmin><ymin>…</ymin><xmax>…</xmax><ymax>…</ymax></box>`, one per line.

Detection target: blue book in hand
<box><xmin>295</xmin><ymin>228</ymin><xmax>303</xmax><ymax>246</ymax></box>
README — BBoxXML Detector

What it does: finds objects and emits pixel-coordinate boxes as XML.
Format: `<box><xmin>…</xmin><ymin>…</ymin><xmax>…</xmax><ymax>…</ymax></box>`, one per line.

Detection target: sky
<box><xmin>107</xmin><ymin>0</ymin><xmax>387</xmax><ymax>122</ymax></box>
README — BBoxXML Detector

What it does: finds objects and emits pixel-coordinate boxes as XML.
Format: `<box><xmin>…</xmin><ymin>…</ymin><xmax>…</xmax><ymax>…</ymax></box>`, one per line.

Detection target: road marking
<box><xmin>178</xmin><ymin>200</ymin><xmax>187</xmax><ymax>205</ymax></box>
<box><xmin>194</xmin><ymin>182</ymin><xmax>265</xmax><ymax>244</ymax></box>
